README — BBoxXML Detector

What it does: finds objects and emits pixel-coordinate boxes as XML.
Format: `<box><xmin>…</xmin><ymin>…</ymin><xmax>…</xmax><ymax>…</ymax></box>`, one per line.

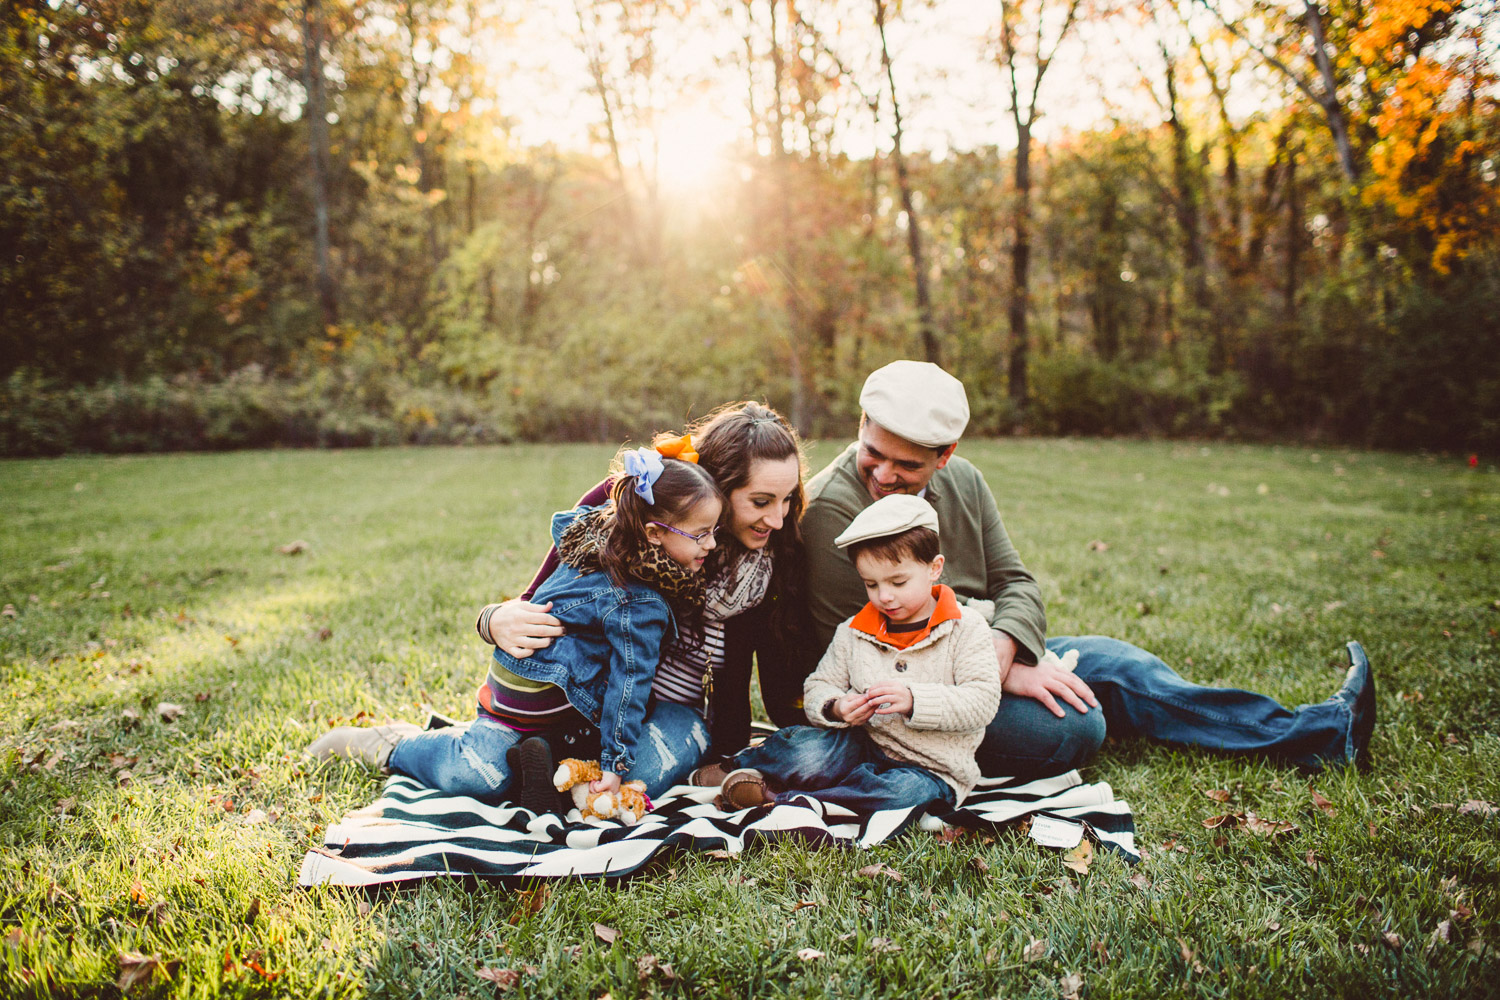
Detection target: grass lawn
<box><xmin>1</xmin><ymin>439</ymin><xmax>1497</xmax><ymax>999</ymax></box>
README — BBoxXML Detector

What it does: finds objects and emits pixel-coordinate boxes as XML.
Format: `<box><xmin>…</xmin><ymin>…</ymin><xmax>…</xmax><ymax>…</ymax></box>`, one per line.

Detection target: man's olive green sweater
<box><xmin>801</xmin><ymin>442</ymin><xmax>1047</xmax><ymax>665</ymax></box>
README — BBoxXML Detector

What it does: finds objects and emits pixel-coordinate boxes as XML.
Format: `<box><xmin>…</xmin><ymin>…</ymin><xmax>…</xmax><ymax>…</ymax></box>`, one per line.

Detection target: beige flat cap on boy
<box><xmin>834</xmin><ymin>494</ymin><xmax>941</xmax><ymax>549</ymax></box>
<box><xmin>859</xmin><ymin>360</ymin><xmax>970</xmax><ymax>447</ymax></box>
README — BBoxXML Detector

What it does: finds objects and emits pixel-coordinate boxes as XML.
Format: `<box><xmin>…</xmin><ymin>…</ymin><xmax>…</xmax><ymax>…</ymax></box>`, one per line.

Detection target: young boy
<box><xmin>694</xmin><ymin>494</ymin><xmax>1002</xmax><ymax>812</ymax></box>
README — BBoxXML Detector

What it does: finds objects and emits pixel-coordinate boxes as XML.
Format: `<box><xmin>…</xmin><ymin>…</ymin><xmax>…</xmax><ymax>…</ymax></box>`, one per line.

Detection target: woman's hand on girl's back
<box><xmin>483</xmin><ymin>599</ymin><xmax>566</xmax><ymax>658</ymax></box>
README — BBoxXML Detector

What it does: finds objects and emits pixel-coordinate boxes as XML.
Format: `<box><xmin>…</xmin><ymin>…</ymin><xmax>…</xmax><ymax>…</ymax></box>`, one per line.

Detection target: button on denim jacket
<box><xmin>491</xmin><ymin>507</ymin><xmax>675</xmax><ymax>774</ymax></box>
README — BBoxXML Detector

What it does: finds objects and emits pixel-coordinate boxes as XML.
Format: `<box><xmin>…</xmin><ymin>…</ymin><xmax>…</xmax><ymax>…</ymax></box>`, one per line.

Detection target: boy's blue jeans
<box><xmin>727</xmin><ymin>726</ymin><xmax>956</xmax><ymax>812</ymax></box>
<box><xmin>976</xmin><ymin>636</ymin><xmax>1357</xmax><ymax>777</ymax></box>
<box><xmin>387</xmin><ymin>699</ymin><xmax>708</xmax><ymax>802</ymax></box>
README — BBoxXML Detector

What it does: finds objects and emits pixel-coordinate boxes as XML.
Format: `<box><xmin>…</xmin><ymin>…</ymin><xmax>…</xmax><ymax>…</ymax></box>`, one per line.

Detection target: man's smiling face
<box><xmin>855</xmin><ymin>418</ymin><xmax>954</xmax><ymax>503</ymax></box>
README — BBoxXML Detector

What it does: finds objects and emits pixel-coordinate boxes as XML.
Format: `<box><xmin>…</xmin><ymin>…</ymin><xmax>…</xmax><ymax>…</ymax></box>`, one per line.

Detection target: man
<box><xmin>796</xmin><ymin>360</ymin><xmax>1375</xmax><ymax>777</ymax></box>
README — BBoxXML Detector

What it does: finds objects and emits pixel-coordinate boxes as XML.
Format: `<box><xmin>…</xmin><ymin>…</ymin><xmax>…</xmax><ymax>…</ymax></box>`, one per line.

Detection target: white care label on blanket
<box><xmin>1029</xmin><ymin>815</ymin><xmax>1085</xmax><ymax>849</ymax></box>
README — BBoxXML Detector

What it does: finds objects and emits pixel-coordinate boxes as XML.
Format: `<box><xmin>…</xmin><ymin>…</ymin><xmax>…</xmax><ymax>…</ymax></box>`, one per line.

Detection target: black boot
<box><xmin>512</xmin><ymin>736</ymin><xmax>567</xmax><ymax>814</ymax></box>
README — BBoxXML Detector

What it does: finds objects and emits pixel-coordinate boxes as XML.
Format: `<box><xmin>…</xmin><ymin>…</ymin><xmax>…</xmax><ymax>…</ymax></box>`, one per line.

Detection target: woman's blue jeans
<box><xmin>976</xmin><ymin>636</ymin><xmax>1356</xmax><ymax>777</ymax></box>
<box><xmin>387</xmin><ymin>699</ymin><xmax>708</xmax><ymax>802</ymax></box>
<box><xmin>728</xmin><ymin>726</ymin><xmax>956</xmax><ymax>812</ymax></box>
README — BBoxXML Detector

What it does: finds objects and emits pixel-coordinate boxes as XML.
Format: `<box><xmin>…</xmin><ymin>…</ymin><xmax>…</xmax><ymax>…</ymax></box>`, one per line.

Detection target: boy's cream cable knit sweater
<box><xmin>803</xmin><ymin>604</ymin><xmax>1002</xmax><ymax>801</ymax></box>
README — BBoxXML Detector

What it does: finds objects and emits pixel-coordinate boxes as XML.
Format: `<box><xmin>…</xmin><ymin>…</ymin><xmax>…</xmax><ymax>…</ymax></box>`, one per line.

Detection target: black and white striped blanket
<box><xmin>297</xmin><ymin>771</ymin><xmax>1136</xmax><ymax>886</ymax></box>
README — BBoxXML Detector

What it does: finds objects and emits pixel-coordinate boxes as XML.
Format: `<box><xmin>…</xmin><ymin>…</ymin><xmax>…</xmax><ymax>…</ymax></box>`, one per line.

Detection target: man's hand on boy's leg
<box><xmin>1002</xmin><ymin>660</ymin><xmax>1098</xmax><ymax>718</ymax></box>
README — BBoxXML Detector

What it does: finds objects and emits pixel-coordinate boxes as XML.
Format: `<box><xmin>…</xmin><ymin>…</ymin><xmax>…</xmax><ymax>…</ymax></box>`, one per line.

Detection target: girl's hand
<box><xmin>589</xmin><ymin>771</ymin><xmax>622</xmax><ymax>796</ymax></box>
<box><xmin>834</xmin><ymin>691</ymin><xmax>878</xmax><ymax>726</ymax></box>
<box><xmin>864</xmin><ymin>682</ymin><xmax>914</xmax><ymax>717</ymax></box>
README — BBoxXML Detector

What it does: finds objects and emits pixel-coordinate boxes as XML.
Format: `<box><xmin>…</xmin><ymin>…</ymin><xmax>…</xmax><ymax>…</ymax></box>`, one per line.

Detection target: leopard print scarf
<box><xmin>556</xmin><ymin>506</ymin><xmax>706</xmax><ymax>607</ymax></box>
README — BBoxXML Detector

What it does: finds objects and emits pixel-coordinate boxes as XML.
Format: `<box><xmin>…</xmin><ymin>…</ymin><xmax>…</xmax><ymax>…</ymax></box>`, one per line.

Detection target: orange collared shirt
<box><xmin>848</xmin><ymin>585</ymin><xmax>963</xmax><ymax>650</ymax></box>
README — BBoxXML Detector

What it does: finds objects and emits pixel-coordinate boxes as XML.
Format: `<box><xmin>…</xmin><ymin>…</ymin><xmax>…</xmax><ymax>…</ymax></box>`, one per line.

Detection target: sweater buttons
<box><xmin>895</xmin><ymin>660</ymin><xmax>908</xmax><ymax>672</ymax></box>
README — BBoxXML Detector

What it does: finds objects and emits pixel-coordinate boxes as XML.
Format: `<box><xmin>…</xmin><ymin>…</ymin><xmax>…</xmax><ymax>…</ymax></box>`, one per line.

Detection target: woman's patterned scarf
<box><xmin>556</xmin><ymin>506</ymin><xmax>706</xmax><ymax>607</ymax></box>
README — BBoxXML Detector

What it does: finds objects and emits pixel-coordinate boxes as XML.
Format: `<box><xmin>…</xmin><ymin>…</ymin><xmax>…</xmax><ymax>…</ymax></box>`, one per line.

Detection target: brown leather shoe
<box><xmin>716</xmin><ymin>768</ymin><xmax>772</xmax><ymax>810</ymax></box>
<box><xmin>688</xmin><ymin>761</ymin><xmax>731</xmax><ymax>787</ymax></box>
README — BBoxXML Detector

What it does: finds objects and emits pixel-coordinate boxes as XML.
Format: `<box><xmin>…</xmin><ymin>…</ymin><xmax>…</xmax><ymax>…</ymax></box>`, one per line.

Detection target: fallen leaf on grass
<box><xmin>868</xmin><ymin>937</ymin><xmax>901</xmax><ymax>954</ymax></box>
<box><xmin>117</xmin><ymin>951</ymin><xmax>177</xmax><ymax>992</ymax></box>
<box><xmin>593</xmin><ymin>923</ymin><xmax>619</xmax><ymax>944</ymax></box>
<box><xmin>796</xmin><ymin>948</ymin><xmax>824</xmax><ymax>961</ymax></box>
<box><xmin>1243</xmin><ymin>813</ymin><xmax>1299</xmax><ymax>838</ymax></box>
<box><xmin>476</xmin><ymin>967</ymin><xmax>520</xmax><ymax>990</ymax></box>
<box><xmin>156</xmin><ymin>702</ymin><xmax>184</xmax><ymax>723</ymax></box>
<box><xmin>1203</xmin><ymin>789</ymin><xmax>1231</xmax><ymax>803</ymax></box>
<box><xmin>1092</xmin><ymin>939</ymin><xmax>1110</xmax><ymax>965</ymax></box>
<box><xmin>636</xmin><ymin>954</ymin><xmax>677</xmax><ymax>982</ymax></box>
<box><xmin>1383</xmin><ymin>932</ymin><xmax>1403</xmax><ymax>950</ymax></box>
<box><xmin>1060</xmin><ymin>971</ymin><xmax>1084</xmax><ymax>999</ymax></box>
<box><xmin>1400</xmin><ymin>690</ymin><xmax>1424</xmax><ymax>702</ymax></box>
<box><xmin>857</xmin><ymin>863</ymin><xmax>903</xmax><ymax>881</ymax></box>
<box><xmin>789</xmin><ymin>900</ymin><xmax>819</xmax><ymax>912</ymax></box>
<box><xmin>1062</xmin><ymin>839</ymin><xmax>1094</xmax><ymax>875</ymax></box>
<box><xmin>1203</xmin><ymin>812</ymin><xmax>1240</xmax><ymax>829</ymax></box>
<box><xmin>1310</xmin><ymin>788</ymin><xmax>1337</xmax><ymax>815</ymax></box>
<box><xmin>356</xmin><ymin>899</ymin><xmax>372</xmax><ymax>918</ymax></box>
<box><xmin>120</xmin><ymin>707</ymin><xmax>141</xmax><ymax>727</ymax></box>
<box><xmin>968</xmin><ymin>855</ymin><xmax>990</xmax><ymax>874</ymax></box>
<box><xmin>244</xmin><ymin>898</ymin><xmax>260</xmax><ymax>925</ymax></box>
<box><xmin>704</xmin><ymin>849</ymin><xmax>734</xmax><ymax>860</ymax></box>
<box><xmin>241</xmin><ymin>809</ymin><xmax>268</xmax><ymax>826</ymax></box>
<box><xmin>509</xmin><ymin>885</ymin><xmax>550</xmax><ymax>924</ymax></box>
<box><xmin>242</xmin><ymin>953</ymin><xmax>282</xmax><ymax>982</ymax></box>
<box><xmin>1087</xmin><ymin>540</ymin><xmax>1110</xmax><ymax>552</ymax></box>
<box><xmin>1023</xmin><ymin>937</ymin><xmax>1048</xmax><ymax>962</ymax></box>
<box><xmin>1427</xmin><ymin>920</ymin><xmax>1453</xmax><ymax>952</ymax></box>
<box><xmin>277</xmin><ymin>540</ymin><xmax>310</xmax><ymax>555</ymax></box>
<box><xmin>1266</xmin><ymin>920</ymin><xmax>1282</xmax><ymax>932</ymax></box>
<box><xmin>1128</xmin><ymin>873</ymin><xmax>1152</xmax><ymax>890</ymax></box>
<box><xmin>1457</xmin><ymin>800</ymin><xmax>1495</xmax><ymax>816</ymax></box>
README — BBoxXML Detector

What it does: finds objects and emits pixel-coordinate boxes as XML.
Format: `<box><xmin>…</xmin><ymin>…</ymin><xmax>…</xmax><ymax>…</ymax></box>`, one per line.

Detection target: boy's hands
<box><xmin>864</xmin><ymin>682</ymin><xmax>914</xmax><ymax>718</ymax></box>
<box><xmin>831</xmin><ymin>684</ymin><xmax>913</xmax><ymax>725</ymax></box>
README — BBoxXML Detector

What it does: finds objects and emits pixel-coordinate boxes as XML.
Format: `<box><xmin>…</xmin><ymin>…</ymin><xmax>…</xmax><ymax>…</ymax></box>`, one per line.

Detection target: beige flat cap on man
<box><xmin>859</xmin><ymin>360</ymin><xmax>970</xmax><ymax>447</ymax></box>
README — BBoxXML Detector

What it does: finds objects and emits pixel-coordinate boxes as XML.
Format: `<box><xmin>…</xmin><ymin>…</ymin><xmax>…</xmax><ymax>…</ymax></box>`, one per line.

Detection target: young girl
<box><xmin>482</xmin><ymin>402</ymin><xmax>809</xmax><ymax>762</ymax></box>
<box><xmin>308</xmin><ymin>443</ymin><xmax>724</xmax><ymax>804</ymax></box>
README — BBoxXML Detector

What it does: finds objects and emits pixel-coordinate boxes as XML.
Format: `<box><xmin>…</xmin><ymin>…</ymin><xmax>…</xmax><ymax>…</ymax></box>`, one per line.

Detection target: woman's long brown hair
<box><xmin>675</xmin><ymin>401</ymin><xmax>807</xmax><ymax>632</ymax></box>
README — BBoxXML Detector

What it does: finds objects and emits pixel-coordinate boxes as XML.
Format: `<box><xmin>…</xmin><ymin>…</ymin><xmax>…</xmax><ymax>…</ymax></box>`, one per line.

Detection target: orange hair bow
<box><xmin>655</xmin><ymin>435</ymin><xmax>699</xmax><ymax>464</ymax></box>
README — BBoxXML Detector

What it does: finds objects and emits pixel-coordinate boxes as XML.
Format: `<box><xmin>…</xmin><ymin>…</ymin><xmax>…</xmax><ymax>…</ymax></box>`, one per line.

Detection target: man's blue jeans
<box><xmin>728</xmin><ymin>725</ymin><xmax>956</xmax><ymax>812</ymax></box>
<box><xmin>976</xmin><ymin>636</ymin><xmax>1356</xmax><ymax>777</ymax></box>
<box><xmin>388</xmin><ymin>700</ymin><xmax>708</xmax><ymax>802</ymax></box>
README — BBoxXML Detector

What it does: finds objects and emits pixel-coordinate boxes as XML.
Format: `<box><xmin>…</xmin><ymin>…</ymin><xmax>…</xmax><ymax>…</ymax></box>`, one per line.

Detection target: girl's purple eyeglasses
<box><xmin>650</xmin><ymin>521</ymin><xmax>719</xmax><ymax>545</ymax></box>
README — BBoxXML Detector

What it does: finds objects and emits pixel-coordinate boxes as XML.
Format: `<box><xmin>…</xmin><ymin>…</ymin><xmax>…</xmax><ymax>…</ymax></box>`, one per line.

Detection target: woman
<box><xmin>483</xmin><ymin>401</ymin><xmax>808</xmax><ymax>770</ymax></box>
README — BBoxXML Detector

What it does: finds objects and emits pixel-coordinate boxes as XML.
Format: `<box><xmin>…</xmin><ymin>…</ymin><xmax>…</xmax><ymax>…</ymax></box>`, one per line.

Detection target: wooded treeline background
<box><xmin>3</xmin><ymin>0</ymin><xmax>1496</xmax><ymax>455</ymax></box>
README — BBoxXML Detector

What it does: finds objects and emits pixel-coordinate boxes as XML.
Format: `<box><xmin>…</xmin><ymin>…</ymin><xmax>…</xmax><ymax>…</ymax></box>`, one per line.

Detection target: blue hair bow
<box><xmin>621</xmin><ymin>447</ymin><xmax>665</xmax><ymax>506</ymax></box>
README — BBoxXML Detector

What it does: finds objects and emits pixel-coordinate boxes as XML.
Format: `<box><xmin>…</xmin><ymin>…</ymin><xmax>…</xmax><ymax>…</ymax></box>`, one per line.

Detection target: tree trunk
<box><xmin>767</xmin><ymin>0</ymin><xmax>807</xmax><ymax>432</ymax></box>
<box><xmin>874</xmin><ymin>0</ymin><xmax>938</xmax><ymax>365</ymax></box>
<box><xmin>1008</xmin><ymin>118</ymin><xmax>1031</xmax><ymax>407</ymax></box>
<box><xmin>1302</xmin><ymin>0</ymin><xmax>1358</xmax><ymax>184</ymax></box>
<box><xmin>573</xmin><ymin>0</ymin><xmax>642</xmax><ymax>262</ymax></box>
<box><xmin>301</xmin><ymin>0</ymin><xmax>337</xmax><ymax>327</ymax></box>
<box><xmin>1163</xmin><ymin>55</ymin><xmax>1215</xmax><ymax>369</ymax></box>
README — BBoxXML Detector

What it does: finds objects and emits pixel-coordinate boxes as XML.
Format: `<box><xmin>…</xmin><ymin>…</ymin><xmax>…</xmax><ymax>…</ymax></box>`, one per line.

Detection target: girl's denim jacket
<box><xmin>491</xmin><ymin>507</ymin><xmax>675</xmax><ymax>775</ymax></box>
